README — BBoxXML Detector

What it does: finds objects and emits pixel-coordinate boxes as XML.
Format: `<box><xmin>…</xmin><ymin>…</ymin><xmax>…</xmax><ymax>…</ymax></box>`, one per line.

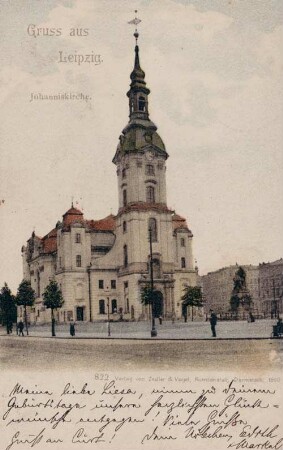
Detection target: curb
<box><xmin>0</xmin><ymin>334</ymin><xmax>280</xmax><ymax>341</ymax></box>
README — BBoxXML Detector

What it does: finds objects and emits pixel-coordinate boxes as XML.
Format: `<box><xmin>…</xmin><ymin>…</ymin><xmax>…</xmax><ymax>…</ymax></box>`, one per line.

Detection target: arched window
<box><xmin>146</xmin><ymin>164</ymin><xmax>155</xmax><ymax>176</ymax></box>
<box><xmin>138</xmin><ymin>96</ymin><xmax>146</xmax><ymax>111</ymax></box>
<box><xmin>111</xmin><ymin>299</ymin><xmax>117</xmax><ymax>314</ymax></box>
<box><xmin>130</xmin><ymin>97</ymin><xmax>134</xmax><ymax>113</ymax></box>
<box><xmin>99</xmin><ymin>300</ymin><xmax>105</xmax><ymax>315</ymax></box>
<box><xmin>122</xmin><ymin>168</ymin><xmax>126</xmax><ymax>179</ymax></box>
<box><xmin>148</xmin><ymin>218</ymin><xmax>158</xmax><ymax>242</ymax></box>
<box><xmin>181</xmin><ymin>257</ymin><xmax>186</xmax><ymax>268</ymax></box>
<box><xmin>123</xmin><ymin>221</ymin><xmax>127</xmax><ymax>233</ymax></box>
<box><xmin>181</xmin><ymin>237</ymin><xmax>185</xmax><ymax>247</ymax></box>
<box><xmin>123</xmin><ymin>190</ymin><xmax>127</xmax><ymax>206</ymax></box>
<box><xmin>146</xmin><ymin>186</ymin><xmax>155</xmax><ymax>203</ymax></box>
<box><xmin>123</xmin><ymin>245</ymin><xmax>128</xmax><ymax>267</ymax></box>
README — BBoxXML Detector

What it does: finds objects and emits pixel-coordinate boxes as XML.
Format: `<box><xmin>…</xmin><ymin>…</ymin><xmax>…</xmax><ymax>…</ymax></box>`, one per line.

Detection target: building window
<box><xmin>146</xmin><ymin>164</ymin><xmax>155</xmax><ymax>176</ymax></box>
<box><xmin>148</xmin><ymin>218</ymin><xmax>158</xmax><ymax>242</ymax></box>
<box><xmin>126</xmin><ymin>298</ymin><xmax>130</xmax><ymax>314</ymax></box>
<box><xmin>181</xmin><ymin>238</ymin><xmax>185</xmax><ymax>247</ymax></box>
<box><xmin>122</xmin><ymin>168</ymin><xmax>126</xmax><ymax>179</ymax></box>
<box><xmin>36</xmin><ymin>270</ymin><xmax>40</xmax><ymax>297</ymax></box>
<box><xmin>124</xmin><ymin>281</ymin><xmax>128</xmax><ymax>289</ymax></box>
<box><xmin>111</xmin><ymin>299</ymin><xmax>117</xmax><ymax>314</ymax></box>
<box><xmin>123</xmin><ymin>245</ymin><xmax>128</xmax><ymax>267</ymax></box>
<box><xmin>146</xmin><ymin>185</ymin><xmax>155</xmax><ymax>203</ymax></box>
<box><xmin>99</xmin><ymin>280</ymin><xmax>104</xmax><ymax>289</ymax></box>
<box><xmin>111</xmin><ymin>280</ymin><xmax>116</xmax><ymax>289</ymax></box>
<box><xmin>75</xmin><ymin>233</ymin><xmax>81</xmax><ymax>243</ymax></box>
<box><xmin>123</xmin><ymin>189</ymin><xmax>127</xmax><ymax>206</ymax></box>
<box><xmin>76</xmin><ymin>255</ymin><xmax>82</xmax><ymax>267</ymax></box>
<box><xmin>138</xmin><ymin>96</ymin><xmax>146</xmax><ymax>111</ymax></box>
<box><xmin>123</xmin><ymin>221</ymin><xmax>127</xmax><ymax>233</ymax></box>
<box><xmin>181</xmin><ymin>257</ymin><xmax>186</xmax><ymax>268</ymax></box>
<box><xmin>99</xmin><ymin>300</ymin><xmax>105</xmax><ymax>314</ymax></box>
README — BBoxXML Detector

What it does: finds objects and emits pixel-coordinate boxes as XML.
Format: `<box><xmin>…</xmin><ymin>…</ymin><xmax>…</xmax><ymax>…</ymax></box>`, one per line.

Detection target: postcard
<box><xmin>0</xmin><ymin>1</ymin><xmax>282</xmax><ymax>449</ymax></box>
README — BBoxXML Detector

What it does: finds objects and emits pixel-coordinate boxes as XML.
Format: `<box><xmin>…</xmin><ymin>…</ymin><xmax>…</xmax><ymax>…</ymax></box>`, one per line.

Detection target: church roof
<box><xmin>41</xmin><ymin>228</ymin><xmax>57</xmax><ymax>254</ymax></box>
<box><xmin>172</xmin><ymin>213</ymin><xmax>192</xmax><ymax>234</ymax></box>
<box><xmin>62</xmin><ymin>206</ymin><xmax>84</xmax><ymax>227</ymax></box>
<box><xmin>86</xmin><ymin>215</ymin><xmax>116</xmax><ymax>232</ymax></box>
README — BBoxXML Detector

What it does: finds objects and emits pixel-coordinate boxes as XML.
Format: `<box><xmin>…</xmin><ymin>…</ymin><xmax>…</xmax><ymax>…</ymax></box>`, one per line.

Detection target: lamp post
<box><xmin>149</xmin><ymin>227</ymin><xmax>157</xmax><ymax>337</ymax></box>
<box><xmin>107</xmin><ymin>297</ymin><xmax>111</xmax><ymax>337</ymax></box>
<box><xmin>87</xmin><ymin>263</ymin><xmax>92</xmax><ymax>322</ymax></box>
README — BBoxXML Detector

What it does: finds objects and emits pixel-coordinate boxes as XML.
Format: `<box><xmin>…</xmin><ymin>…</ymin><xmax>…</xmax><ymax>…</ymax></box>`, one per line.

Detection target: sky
<box><xmin>0</xmin><ymin>0</ymin><xmax>282</xmax><ymax>292</ymax></box>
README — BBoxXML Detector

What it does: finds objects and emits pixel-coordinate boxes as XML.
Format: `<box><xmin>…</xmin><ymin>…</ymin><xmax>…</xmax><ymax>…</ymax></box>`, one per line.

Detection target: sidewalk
<box><xmin>0</xmin><ymin>319</ymin><xmax>279</xmax><ymax>340</ymax></box>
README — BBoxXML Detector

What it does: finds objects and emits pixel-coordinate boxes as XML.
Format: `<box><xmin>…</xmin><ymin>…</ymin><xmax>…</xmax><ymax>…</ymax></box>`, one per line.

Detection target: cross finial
<box><xmin>128</xmin><ymin>10</ymin><xmax>141</xmax><ymax>44</ymax></box>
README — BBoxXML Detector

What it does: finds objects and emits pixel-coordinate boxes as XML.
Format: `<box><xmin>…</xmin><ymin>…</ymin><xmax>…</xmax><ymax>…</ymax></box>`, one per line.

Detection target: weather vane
<box><xmin>128</xmin><ymin>10</ymin><xmax>141</xmax><ymax>44</ymax></box>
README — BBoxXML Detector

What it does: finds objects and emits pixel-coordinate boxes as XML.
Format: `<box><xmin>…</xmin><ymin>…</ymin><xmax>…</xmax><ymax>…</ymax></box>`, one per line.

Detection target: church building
<box><xmin>21</xmin><ymin>33</ymin><xmax>198</xmax><ymax>323</ymax></box>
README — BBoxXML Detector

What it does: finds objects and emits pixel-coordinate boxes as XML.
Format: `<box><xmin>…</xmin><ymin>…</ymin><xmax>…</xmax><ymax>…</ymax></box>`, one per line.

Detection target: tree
<box><xmin>16</xmin><ymin>280</ymin><xmax>35</xmax><ymax>335</ymax></box>
<box><xmin>43</xmin><ymin>280</ymin><xmax>64</xmax><ymax>336</ymax></box>
<box><xmin>140</xmin><ymin>286</ymin><xmax>162</xmax><ymax>318</ymax></box>
<box><xmin>140</xmin><ymin>286</ymin><xmax>152</xmax><ymax>306</ymax></box>
<box><xmin>181</xmin><ymin>286</ymin><xmax>203</xmax><ymax>322</ymax></box>
<box><xmin>0</xmin><ymin>283</ymin><xmax>17</xmax><ymax>334</ymax></box>
<box><xmin>230</xmin><ymin>267</ymin><xmax>252</xmax><ymax>319</ymax></box>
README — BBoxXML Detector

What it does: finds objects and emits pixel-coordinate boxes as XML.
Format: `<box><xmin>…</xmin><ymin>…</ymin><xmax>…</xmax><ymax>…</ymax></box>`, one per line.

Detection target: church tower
<box><xmin>21</xmin><ymin>27</ymin><xmax>198</xmax><ymax>325</ymax></box>
<box><xmin>113</xmin><ymin>31</ymin><xmax>182</xmax><ymax>319</ymax></box>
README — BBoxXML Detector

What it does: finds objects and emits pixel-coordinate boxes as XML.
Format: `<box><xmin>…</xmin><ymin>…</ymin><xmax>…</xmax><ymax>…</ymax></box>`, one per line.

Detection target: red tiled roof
<box><xmin>63</xmin><ymin>207</ymin><xmax>83</xmax><ymax>217</ymax></box>
<box><xmin>172</xmin><ymin>213</ymin><xmax>191</xmax><ymax>232</ymax></box>
<box><xmin>86</xmin><ymin>215</ymin><xmax>116</xmax><ymax>231</ymax></box>
<box><xmin>42</xmin><ymin>236</ymin><xmax>57</xmax><ymax>254</ymax></box>
<box><xmin>41</xmin><ymin>228</ymin><xmax>57</xmax><ymax>254</ymax></box>
<box><xmin>63</xmin><ymin>206</ymin><xmax>84</xmax><ymax>227</ymax></box>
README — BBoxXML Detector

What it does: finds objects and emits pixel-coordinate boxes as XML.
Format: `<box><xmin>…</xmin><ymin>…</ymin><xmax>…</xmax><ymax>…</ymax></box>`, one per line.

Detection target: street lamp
<box><xmin>87</xmin><ymin>263</ymin><xmax>92</xmax><ymax>322</ymax></box>
<box><xmin>104</xmin><ymin>285</ymin><xmax>111</xmax><ymax>337</ymax></box>
<box><xmin>107</xmin><ymin>297</ymin><xmax>111</xmax><ymax>337</ymax></box>
<box><xmin>149</xmin><ymin>227</ymin><xmax>157</xmax><ymax>337</ymax></box>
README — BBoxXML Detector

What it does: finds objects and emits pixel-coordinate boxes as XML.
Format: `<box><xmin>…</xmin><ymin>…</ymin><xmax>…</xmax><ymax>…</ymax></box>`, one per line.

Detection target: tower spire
<box><xmin>127</xmin><ymin>11</ymin><xmax>150</xmax><ymax>121</ymax></box>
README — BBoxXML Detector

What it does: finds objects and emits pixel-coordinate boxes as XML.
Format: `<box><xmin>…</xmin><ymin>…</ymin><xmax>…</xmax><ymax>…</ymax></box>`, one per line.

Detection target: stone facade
<box><xmin>21</xmin><ymin>39</ymin><xmax>197</xmax><ymax>324</ymax></box>
<box><xmin>200</xmin><ymin>265</ymin><xmax>260</xmax><ymax>319</ymax></box>
<box><xmin>259</xmin><ymin>259</ymin><xmax>283</xmax><ymax>318</ymax></box>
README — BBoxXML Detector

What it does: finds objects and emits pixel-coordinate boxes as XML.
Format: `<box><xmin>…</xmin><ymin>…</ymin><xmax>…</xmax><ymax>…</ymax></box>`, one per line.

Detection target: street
<box><xmin>0</xmin><ymin>333</ymin><xmax>282</xmax><ymax>373</ymax></box>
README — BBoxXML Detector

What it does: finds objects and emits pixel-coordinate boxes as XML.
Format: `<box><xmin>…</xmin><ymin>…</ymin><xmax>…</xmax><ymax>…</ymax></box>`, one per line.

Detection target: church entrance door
<box><xmin>152</xmin><ymin>291</ymin><xmax>163</xmax><ymax>318</ymax></box>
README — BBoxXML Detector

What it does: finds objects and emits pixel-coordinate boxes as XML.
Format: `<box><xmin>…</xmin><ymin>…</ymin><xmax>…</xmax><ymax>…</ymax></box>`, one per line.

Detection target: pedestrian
<box><xmin>18</xmin><ymin>319</ymin><xmax>24</xmax><ymax>337</ymax></box>
<box><xmin>159</xmin><ymin>316</ymin><xmax>162</xmax><ymax>325</ymax></box>
<box><xmin>209</xmin><ymin>309</ymin><xmax>217</xmax><ymax>337</ymax></box>
<box><xmin>6</xmin><ymin>320</ymin><xmax>13</xmax><ymax>334</ymax></box>
<box><xmin>70</xmin><ymin>320</ymin><xmax>75</xmax><ymax>337</ymax></box>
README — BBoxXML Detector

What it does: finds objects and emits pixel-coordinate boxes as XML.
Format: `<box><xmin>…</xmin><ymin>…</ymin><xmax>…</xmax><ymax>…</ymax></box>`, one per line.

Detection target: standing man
<box><xmin>18</xmin><ymin>319</ymin><xmax>24</xmax><ymax>336</ymax></box>
<box><xmin>210</xmin><ymin>309</ymin><xmax>217</xmax><ymax>337</ymax></box>
<box><xmin>70</xmin><ymin>320</ymin><xmax>75</xmax><ymax>337</ymax></box>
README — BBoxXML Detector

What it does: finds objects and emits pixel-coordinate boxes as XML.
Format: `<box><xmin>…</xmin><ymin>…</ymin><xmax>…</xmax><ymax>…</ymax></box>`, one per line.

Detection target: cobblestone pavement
<box><xmin>0</xmin><ymin>318</ymin><xmax>279</xmax><ymax>339</ymax></box>
<box><xmin>0</xmin><ymin>333</ymin><xmax>282</xmax><ymax>372</ymax></box>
